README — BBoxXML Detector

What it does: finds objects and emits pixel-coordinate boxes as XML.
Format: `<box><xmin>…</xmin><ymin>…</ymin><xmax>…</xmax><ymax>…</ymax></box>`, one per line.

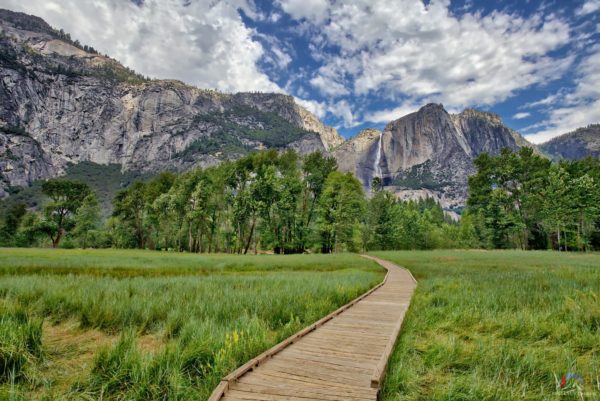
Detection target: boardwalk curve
<box><xmin>208</xmin><ymin>255</ymin><xmax>416</xmax><ymax>401</ymax></box>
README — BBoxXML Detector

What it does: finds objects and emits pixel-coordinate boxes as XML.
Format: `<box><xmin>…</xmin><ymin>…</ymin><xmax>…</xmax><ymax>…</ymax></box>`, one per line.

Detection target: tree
<box><xmin>318</xmin><ymin>172</ymin><xmax>365</xmax><ymax>253</ymax></box>
<box><xmin>72</xmin><ymin>194</ymin><xmax>101</xmax><ymax>248</ymax></box>
<box><xmin>41</xmin><ymin>179</ymin><xmax>92</xmax><ymax>248</ymax></box>
<box><xmin>113</xmin><ymin>182</ymin><xmax>148</xmax><ymax>249</ymax></box>
<box><xmin>364</xmin><ymin>190</ymin><xmax>399</xmax><ymax>251</ymax></box>
<box><xmin>0</xmin><ymin>202</ymin><xmax>27</xmax><ymax>245</ymax></box>
<box><xmin>541</xmin><ymin>165</ymin><xmax>573</xmax><ymax>251</ymax></box>
<box><xmin>468</xmin><ymin>148</ymin><xmax>550</xmax><ymax>249</ymax></box>
<box><xmin>299</xmin><ymin>152</ymin><xmax>338</xmax><ymax>251</ymax></box>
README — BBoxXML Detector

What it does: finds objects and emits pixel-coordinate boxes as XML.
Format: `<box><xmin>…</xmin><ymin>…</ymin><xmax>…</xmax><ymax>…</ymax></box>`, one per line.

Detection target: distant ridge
<box><xmin>539</xmin><ymin>124</ymin><xmax>600</xmax><ymax>160</ymax></box>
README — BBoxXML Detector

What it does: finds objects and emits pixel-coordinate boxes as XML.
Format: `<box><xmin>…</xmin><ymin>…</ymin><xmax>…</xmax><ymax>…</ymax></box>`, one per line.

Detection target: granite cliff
<box><xmin>0</xmin><ymin>9</ymin><xmax>343</xmax><ymax>196</ymax></box>
<box><xmin>539</xmin><ymin>124</ymin><xmax>600</xmax><ymax>160</ymax></box>
<box><xmin>334</xmin><ymin>104</ymin><xmax>534</xmax><ymax>208</ymax></box>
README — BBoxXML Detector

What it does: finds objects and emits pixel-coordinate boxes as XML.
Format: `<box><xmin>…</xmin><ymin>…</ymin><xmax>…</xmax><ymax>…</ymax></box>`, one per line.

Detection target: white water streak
<box><xmin>374</xmin><ymin>132</ymin><xmax>383</xmax><ymax>180</ymax></box>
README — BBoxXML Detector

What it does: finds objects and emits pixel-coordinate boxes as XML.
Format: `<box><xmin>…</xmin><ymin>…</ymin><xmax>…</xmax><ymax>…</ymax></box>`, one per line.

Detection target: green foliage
<box><xmin>0</xmin><ymin>162</ymin><xmax>151</xmax><ymax>220</ymax></box>
<box><xmin>0</xmin><ymin>203</ymin><xmax>26</xmax><ymax>246</ymax></box>
<box><xmin>180</xmin><ymin>104</ymin><xmax>316</xmax><ymax>159</ymax></box>
<box><xmin>363</xmin><ymin>192</ymin><xmax>478</xmax><ymax>251</ymax></box>
<box><xmin>317</xmin><ymin>172</ymin><xmax>365</xmax><ymax>253</ymax></box>
<box><xmin>105</xmin><ymin>150</ymin><xmax>352</xmax><ymax>254</ymax></box>
<box><xmin>467</xmin><ymin>148</ymin><xmax>600</xmax><ymax>250</ymax></box>
<box><xmin>373</xmin><ymin>250</ymin><xmax>600</xmax><ymax>401</ymax></box>
<box><xmin>72</xmin><ymin>194</ymin><xmax>101</xmax><ymax>248</ymax></box>
<box><xmin>38</xmin><ymin>179</ymin><xmax>92</xmax><ymax>248</ymax></box>
<box><xmin>392</xmin><ymin>161</ymin><xmax>448</xmax><ymax>190</ymax></box>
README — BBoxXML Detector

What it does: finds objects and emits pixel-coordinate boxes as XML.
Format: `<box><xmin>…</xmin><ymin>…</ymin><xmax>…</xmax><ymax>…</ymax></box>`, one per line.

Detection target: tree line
<box><xmin>467</xmin><ymin>147</ymin><xmax>600</xmax><ymax>251</ymax></box>
<box><xmin>0</xmin><ymin>147</ymin><xmax>598</xmax><ymax>252</ymax></box>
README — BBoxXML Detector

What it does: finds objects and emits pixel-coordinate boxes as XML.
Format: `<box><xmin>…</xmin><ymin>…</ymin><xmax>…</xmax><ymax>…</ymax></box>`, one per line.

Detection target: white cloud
<box><xmin>280</xmin><ymin>0</ymin><xmax>573</xmax><ymax>122</ymax></box>
<box><xmin>525</xmin><ymin>45</ymin><xmax>600</xmax><ymax>143</ymax></box>
<box><xmin>576</xmin><ymin>0</ymin><xmax>600</xmax><ymax>16</ymax></box>
<box><xmin>512</xmin><ymin>112</ymin><xmax>531</xmax><ymax>119</ymax></box>
<box><xmin>309</xmin><ymin>75</ymin><xmax>349</xmax><ymax>97</ymax></box>
<box><xmin>364</xmin><ymin>102</ymin><xmax>420</xmax><ymax>124</ymax></box>
<box><xmin>327</xmin><ymin>100</ymin><xmax>356</xmax><ymax>127</ymax></box>
<box><xmin>523</xmin><ymin>92</ymin><xmax>565</xmax><ymax>108</ymax></box>
<box><xmin>3</xmin><ymin>0</ymin><xmax>281</xmax><ymax>93</ymax></box>
<box><xmin>295</xmin><ymin>97</ymin><xmax>327</xmax><ymax>119</ymax></box>
<box><xmin>276</xmin><ymin>0</ymin><xmax>329</xmax><ymax>24</ymax></box>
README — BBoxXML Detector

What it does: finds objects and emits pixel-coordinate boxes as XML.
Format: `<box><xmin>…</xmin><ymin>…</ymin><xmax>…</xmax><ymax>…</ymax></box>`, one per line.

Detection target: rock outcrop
<box><xmin>334</xmin><ymin>104</ymin><xmax>534</xmax><ymax>208</ymax></box>
<box><xmin>539</xmin><ymin>124</ymin><xmax>600</xmax><ymax>160</ymax></box>
<box><xmin>0</xmin><ymin>9</ymin><xmax>343</xmax><ymax>195</ymax></box>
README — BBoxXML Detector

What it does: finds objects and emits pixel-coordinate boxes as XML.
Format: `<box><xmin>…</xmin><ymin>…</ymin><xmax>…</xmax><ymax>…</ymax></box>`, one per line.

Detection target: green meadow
<box><xmin>1</xmin><ymin>249</ymin><xmax>598</xmax><ymax>401</ymax></box>
<box><xmin>373</xmin><ymin>250</ymin><xmax>600</xmax><ymax>401</ymax></box>
<box><xmin>0</xmin><ymin>249</ymin><xmax>383</xmax><ymax>400</ymax></box>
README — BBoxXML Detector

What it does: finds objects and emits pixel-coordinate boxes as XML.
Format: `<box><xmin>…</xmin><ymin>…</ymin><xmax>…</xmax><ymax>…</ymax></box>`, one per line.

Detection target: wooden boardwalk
<box><xmin>208</xmin><ymin>255</ymin><xmax>416</xmax><ymax>401</ymax></box>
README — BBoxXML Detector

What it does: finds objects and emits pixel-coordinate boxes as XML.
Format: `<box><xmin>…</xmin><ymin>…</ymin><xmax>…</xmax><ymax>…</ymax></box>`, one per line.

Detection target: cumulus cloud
<box><xmin>278</xmin><ymin>0</ymin><xmax>573</xmax><ymax>124</ymax></box>
<box><xmin>512</xmin><ymin>112</ymin><xmax>531</xmax><ymax>120</ymax></box>
<box><xmin>363</xmin><ymin>103</ymin><xmax>421</xmax><ymax>124</ymax></box>
<box><xmin>525</xmin><ymin>45</ymin><xmax>600</xmax><ymax>143</ymax></box>
<box><xmin>327</xmin><ymin>100</ymin><xmax>356</xmax><ymax>127</ymax></box>
<box><xmin>576</xmin><ymin>0</ymin><xmax>600</xmax><ymax>16</ymax></box>
<box><xmin>309</xmin><ymin>75</ymin><xmax>349</xmax><ymax>97</ymax></box>
<box><xmin>276</xmin><ymin>0</ymin><xmax>329</xmax><ymax>24</ymax></box>
<box><xmin>3</xmin><ymin>0</ymin><xmax>281</xmax><ymax>93</ymax></box>
<box><xmin>295</xmin><ymin>97</ymin><xmax>327</xmax><ymax>119</ymax></box>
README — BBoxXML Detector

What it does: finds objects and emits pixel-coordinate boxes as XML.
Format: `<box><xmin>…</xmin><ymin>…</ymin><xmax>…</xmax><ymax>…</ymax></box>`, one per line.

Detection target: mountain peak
<box><xmin>421</xmin><ymin>103</ymin><xmax>446</xmax><ymax>112</ymax></box>
<box><xmin>458</xmin><ymin>108</ymin><xmax>502</xmax><ymax>125</ymax></box>
<box><xmin>0</xmin><ymin>8</ymin><xmax>54</xmax><ymax>35</ymax></box>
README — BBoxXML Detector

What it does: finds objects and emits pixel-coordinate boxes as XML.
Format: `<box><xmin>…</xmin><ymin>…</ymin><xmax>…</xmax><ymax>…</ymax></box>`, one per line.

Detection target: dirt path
<box><xmin>208</xmin><ymin>255</ymin><xmax>416</xmax><ymax>401</ymax></box>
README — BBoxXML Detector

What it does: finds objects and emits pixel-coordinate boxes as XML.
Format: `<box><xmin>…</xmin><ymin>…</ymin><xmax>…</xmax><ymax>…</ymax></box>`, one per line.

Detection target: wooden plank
<box><xmin>229</xmin><ymin>383</ymin><xmax>373</xmax><ymax>401</ymax></box>
<box><xmin>210</xmin><ymin>255</ymin><xmax>416</xmax><ymax>401</ymax></box>
<box><xmin>237</xmin><ymin>372</ymin><xmax>377</xmax><ymax>398</ymax></box>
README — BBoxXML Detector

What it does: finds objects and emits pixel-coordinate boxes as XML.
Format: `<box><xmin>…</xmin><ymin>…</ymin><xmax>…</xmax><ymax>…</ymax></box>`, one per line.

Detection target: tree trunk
<box><xmin>52</xmin><ymin>228</ymin><xmax>64</xmax><ymax>248</ymax></box>
<box><xmin>197</xmin><ymin>228</ymin><xmax>203</xmax><ymax>254</ymax></box>
<box><xmin>243</xmin><ymin>218</ymin><xmax>256</xmax><ymax>255</ymax></box>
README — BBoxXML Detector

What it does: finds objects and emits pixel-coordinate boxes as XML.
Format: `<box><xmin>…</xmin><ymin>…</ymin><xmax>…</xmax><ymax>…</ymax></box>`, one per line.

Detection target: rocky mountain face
<box><xmin>0</xmin><ymin>9</ymin><xmax>343</xmax><ymax>197</ymax></box>
<box><xmin>539</xmin><ymin>125</ymin><xmax>600</xmax><ymax>160</ymax></box>
<box><xmin>334</xmin><ymin>104</ymin><xmax>533</xmax><ymax>208</ymax></box>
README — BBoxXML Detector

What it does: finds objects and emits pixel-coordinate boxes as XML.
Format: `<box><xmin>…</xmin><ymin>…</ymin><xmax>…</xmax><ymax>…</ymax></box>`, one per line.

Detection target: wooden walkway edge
<box><xmin>207</xmin><ymin>255</ymin><xmax>417</xmax><ymax>401</ymax></box>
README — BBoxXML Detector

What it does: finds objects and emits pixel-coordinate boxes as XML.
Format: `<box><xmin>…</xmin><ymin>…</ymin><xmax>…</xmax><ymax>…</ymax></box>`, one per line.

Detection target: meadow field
<box><xmin>373</xmin><ymin>250</ymin><xmax>600</xmax><ymax>401</ymax></box>
<box><xmin>0</xmin><ymin>249</ymin><xmax>383</xmax><ymax>400</ymax></box>
<box><xmin>1</xmin><ymin>249</ymin><xmax>598</xmax><ymax>401</ymax></box>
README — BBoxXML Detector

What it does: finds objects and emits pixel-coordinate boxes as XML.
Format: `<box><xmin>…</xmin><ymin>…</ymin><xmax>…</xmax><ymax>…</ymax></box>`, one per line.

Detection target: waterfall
<box><xmin>373</xmin><ymin>132</ymin><xmax>383</xmax><ymax>180</ymax></box>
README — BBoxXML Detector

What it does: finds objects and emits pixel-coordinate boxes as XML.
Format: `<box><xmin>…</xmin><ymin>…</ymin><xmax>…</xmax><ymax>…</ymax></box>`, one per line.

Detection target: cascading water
<box><xmin>373</xmin><ymin>132</ymin><xmax>383</xmax><ymax>181</ymax></box>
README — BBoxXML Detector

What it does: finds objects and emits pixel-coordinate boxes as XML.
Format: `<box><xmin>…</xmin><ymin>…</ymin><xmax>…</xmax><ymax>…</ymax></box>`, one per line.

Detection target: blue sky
<box><xmin>2</xmin><ymin>0</ymin><xmax>599</xmax><ymax>143</ymax></box>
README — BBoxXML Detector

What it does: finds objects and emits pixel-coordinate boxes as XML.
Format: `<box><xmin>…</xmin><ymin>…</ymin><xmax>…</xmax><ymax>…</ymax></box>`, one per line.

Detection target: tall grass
<box><xmin>373</xmin><ymin>250</ymin><xmax>600</xmax><ymax>401</ymax></box>
<box><xmin>0</xmin><ymin>249</ymin><xmax>383</xmax><ymax>400</ymax></box>
<box><xmin>0</xmin><ymin>301</ymin><xmax>42</xmax><ymax>385</ymax></box>
<box><xmin>0</xmin><ymin>248</ymin><xmax>376</xmax><ymax>276</ymax></box>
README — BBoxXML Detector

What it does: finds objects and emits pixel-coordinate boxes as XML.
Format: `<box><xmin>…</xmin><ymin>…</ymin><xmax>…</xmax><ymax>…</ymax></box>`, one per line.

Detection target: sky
<box><xmin>1</xmin><ymin>0</ymin><xmax>599</xmax><ymax>143</ymax></box>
